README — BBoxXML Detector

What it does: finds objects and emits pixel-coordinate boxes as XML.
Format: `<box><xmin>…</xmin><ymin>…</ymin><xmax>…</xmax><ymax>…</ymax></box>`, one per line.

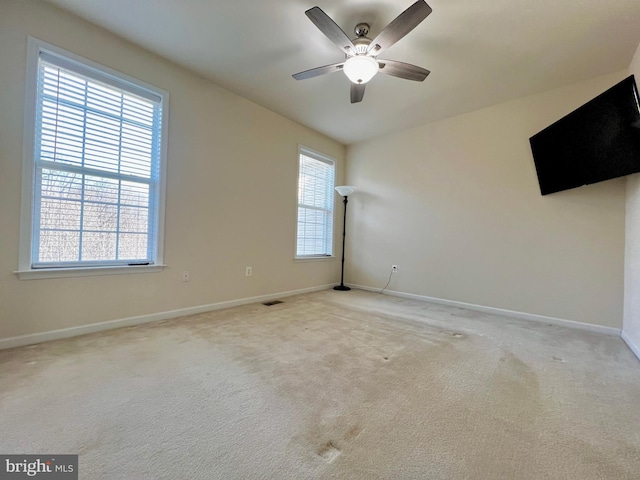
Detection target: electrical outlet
<box><xmin>392</xmin><ymin>265</ymin><xmax>399</xmax><ymax>273</ymax></box>
<box><xmin>245</xmin><ymin>266</ymin><xmax>253</xmax><ymax>277</ymax></box>
<box><xmin>182</xmin><ymin>271</ymin><xmax>190</xmax><ymax>282</ymax></box>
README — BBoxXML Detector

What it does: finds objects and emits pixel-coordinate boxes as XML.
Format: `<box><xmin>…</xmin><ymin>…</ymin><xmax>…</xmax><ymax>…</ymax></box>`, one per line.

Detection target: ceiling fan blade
<box><xmin>306</xmin><ymin>6</ymin><xmax>356</xmax><ymax>55</ymax></box>
<box><xmin>377</xmin><ymin>59</ymin><xmax>430</xmax><ymax>81</ymax></box>
<box><xmin>292</xmin><ymin>62</ymin><xmax>345</xmax><ymax>81</ymax></box>
<box><xmin>350</xmin><ymin>83</ymin><xmax>366</xmax><ymax>104</ymax></box>
<box><xmin>367</xmin><ymin>1</ymin><xmax>432</xmax><ymax>55</ymax></box>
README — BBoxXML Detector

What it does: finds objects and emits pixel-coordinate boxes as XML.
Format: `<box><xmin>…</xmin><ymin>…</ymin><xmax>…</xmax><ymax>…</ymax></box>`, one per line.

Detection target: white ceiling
<box><xmin>45</xmin><ymin>0</ymin><xmax>640</xmax><ymax>145</ymax></box>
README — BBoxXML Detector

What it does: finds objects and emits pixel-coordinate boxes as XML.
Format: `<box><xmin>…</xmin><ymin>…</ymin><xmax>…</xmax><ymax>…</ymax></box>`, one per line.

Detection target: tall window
<box><xmin>296</xmin><ymin>147</ymin><xmax>335</xmax><ymax>258</ymax></box>
<box><xmin>19</xmin><ymin>38</ymin><xmax>168</xmax><ymax>276</ymax></box>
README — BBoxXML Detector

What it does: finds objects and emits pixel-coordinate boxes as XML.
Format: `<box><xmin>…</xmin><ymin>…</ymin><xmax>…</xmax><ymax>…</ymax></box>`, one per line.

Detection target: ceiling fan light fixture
<box><xmin>343</xmin><ymin>55</ymin><xmax>379</xmax><ymax>84</ymax></box>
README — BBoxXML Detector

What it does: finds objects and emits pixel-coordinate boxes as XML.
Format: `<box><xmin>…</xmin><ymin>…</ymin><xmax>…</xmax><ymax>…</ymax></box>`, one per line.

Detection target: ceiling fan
<box><xmin>292</xmin><ymin>0</ymin><xmax>432</xmax><ymax>104</ymax></box>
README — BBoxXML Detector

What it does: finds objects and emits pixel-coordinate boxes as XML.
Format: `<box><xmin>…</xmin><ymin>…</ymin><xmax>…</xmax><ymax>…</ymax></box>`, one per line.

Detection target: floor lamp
<box><xmin>334</xmin><ymin>186</ymin><xmax>356</xmax><ymax>291</ymax></box>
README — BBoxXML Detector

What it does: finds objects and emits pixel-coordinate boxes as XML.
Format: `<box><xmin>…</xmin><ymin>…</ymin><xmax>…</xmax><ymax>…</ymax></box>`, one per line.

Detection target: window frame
<box><xmin>295</xmin><ymin>146</ymin><xmax>336</xmax><ymax>261</ymax></box>
<box><xmin>16</xmin><ymin>37</ymin><xmax>169</xmax><ymax>280</ymax></box>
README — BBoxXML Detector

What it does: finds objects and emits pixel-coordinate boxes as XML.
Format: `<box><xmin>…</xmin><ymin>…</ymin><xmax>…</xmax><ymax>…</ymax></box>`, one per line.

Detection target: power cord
<box><xmin>380</xmin><ymin>267</ymin><xmax>395</xmax><ymax>293</ymax></box>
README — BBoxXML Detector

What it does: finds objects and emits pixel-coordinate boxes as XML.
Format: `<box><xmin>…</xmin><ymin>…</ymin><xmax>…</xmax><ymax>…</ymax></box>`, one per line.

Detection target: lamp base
<box><xmin>333</xmin><ymin>285</ymin><xmax>351</xmax><ymax>291</ymax></box>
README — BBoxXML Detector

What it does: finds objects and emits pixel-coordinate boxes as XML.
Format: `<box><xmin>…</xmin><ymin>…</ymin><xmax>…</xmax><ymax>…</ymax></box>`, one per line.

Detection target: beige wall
<box><xmin>346</xmin><ymin>71</ymin><xmax>628</xmax><ymax>328</ymax></box>
<box><xmin>0</xmin><ymin>1</ymin><xmax>345</xmax><ymax>340</ymax></box>
<box><xmin>623</xmin><ymin>42</ymin><xmax>640</xmax><ymax>354</ymax></box>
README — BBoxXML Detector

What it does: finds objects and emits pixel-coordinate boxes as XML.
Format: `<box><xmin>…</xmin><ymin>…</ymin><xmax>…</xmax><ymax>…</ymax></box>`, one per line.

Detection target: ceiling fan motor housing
<box><xmin>352</xmin><ymin>37</ymin><xmax>372</xmax><ymax>55</ymax></box>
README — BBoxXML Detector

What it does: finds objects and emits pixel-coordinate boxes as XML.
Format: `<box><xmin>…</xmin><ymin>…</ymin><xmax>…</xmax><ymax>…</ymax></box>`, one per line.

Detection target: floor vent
<box><xmin>262</xmin><ymin>300</ymin><xmax>284</xmax><ymax>306</ymax></box>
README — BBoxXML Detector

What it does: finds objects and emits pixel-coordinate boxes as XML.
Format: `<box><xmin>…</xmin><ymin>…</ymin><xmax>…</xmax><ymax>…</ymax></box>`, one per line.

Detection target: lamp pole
<box><xmin>334</xmin><ymin>186</ymin><xmax>355</xmax><ymax>291</ymax></box>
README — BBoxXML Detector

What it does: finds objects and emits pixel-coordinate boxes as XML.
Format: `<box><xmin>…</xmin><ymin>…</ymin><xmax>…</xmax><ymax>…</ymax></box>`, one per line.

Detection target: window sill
<box><xmin>294</xmin><ymin>256</ymin><xmax>336</xmax><ymax>263</ymax></box>
<box><xmin>14</xmin><ymin>264</ymin><xmax>166</xmax><ymax>280</ymax></box>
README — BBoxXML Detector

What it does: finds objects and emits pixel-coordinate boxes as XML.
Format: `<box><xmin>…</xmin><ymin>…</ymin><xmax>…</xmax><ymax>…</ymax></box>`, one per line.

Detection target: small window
<box><xmin>296</xmin><ymin>147</ymin><xmax>335</xmax><ymax>258</ymax></box>
<box><xmin>18</xmin><ymin>38</ymin><xmax>168</xmax><ymax>277</ymax></box>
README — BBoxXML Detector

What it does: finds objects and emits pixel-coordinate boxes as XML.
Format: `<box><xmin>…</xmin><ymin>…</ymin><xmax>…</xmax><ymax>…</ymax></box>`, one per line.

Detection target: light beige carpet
<box><xmin>1</xmin><ymin>289</ymin><xmax>639</xmax><ymax>479</ymax></box>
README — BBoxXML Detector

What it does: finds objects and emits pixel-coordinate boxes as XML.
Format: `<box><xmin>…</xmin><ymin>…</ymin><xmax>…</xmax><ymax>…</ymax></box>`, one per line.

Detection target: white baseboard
<box><xmin>349</xmin><ymin>284</ymin><xmax>622</xmax><ymax>337</ymax></box>
<box><xmin>3</xmin><ymin>282</ymin><xmax>626</xmax><ymax>351</ymax></box>
<box><xmin>0</xmin><ymin>284</ymin><xmax>334</xmax><ymax>350</ymax></box>
<box><xmin>621</xmin><ymin>330</ymin><xmax>640</xmax><ymax>361</ymax></box>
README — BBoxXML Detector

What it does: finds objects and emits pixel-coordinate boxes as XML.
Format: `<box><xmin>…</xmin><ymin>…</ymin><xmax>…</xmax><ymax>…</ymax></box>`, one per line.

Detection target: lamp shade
<box><xmin>343</xmin><ymin>56</ymin><xmax>379</xmax><ymax>84</ymax></box>
<box><xmin>335</xmin><ymin>185</ymin><xmax>356</xmax><ymax>197</ymax></box>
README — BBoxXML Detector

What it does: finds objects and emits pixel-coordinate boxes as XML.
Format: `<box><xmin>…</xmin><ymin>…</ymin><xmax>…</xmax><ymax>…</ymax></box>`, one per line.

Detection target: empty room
<box><xmin>1</xmin><ymin>0</ymin><xmax>640</xmax><ymax>478</ymax></box>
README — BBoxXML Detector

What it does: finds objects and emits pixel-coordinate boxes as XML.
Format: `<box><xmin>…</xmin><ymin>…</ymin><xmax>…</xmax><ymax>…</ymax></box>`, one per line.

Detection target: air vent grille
<box><xmin>262</xmin><ymin>300</ymin><xmax>284</xmax><ymax>306</ymax></box>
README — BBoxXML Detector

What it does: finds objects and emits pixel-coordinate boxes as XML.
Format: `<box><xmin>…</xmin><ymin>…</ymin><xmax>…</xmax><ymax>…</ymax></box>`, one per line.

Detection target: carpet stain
<box><xmin>344</xmin><ymin>425</ymin><xmax>364</xmax><ymax>442</ymax></box>
<box><xmin>317</xmin><ymin>441</ymin><xmax>341</xmax><ymax>462</ymax></box>
<box><xmin>440</xmin><ymin>329</ymin><xmax>465</xmax><ymax>339</ymax></box>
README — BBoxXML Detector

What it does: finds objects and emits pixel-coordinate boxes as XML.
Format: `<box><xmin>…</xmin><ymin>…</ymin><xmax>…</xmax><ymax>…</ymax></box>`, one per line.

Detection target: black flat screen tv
<box><xmin>529</xmin><ymin>75</ymin><xmax>640</xmax><ymax>195</ymax></box>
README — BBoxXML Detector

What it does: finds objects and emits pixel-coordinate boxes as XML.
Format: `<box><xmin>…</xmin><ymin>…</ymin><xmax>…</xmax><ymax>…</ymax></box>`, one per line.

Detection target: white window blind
<box><xmin>296</xmin><ymin>149</ymin><xmax>335</xmax><ymax>257</ymax></box>
<box><xmin>31</xmin><ymin>51</ymin><xmax>164</xmax><ymax>269</ymax></box>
